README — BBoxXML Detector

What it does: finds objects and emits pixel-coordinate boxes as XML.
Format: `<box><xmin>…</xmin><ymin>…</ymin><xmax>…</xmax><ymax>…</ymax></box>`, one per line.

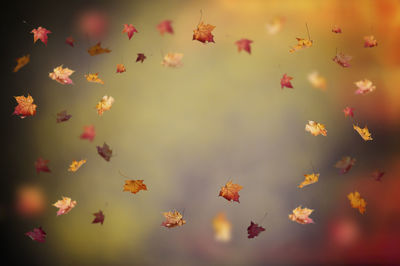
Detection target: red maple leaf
<box><xmin>31</xmin><ymin>27</ymin><xmax>51</xmax><ymax>46</ymax></box>
<box><xmin>136</xmin><ymin>53</ymin><xmax>146</xmax><ymax>63</ymax></box>
<box><xmin>247</xmin><ymin>221</ymin><xmax>265</xmax><ymax>238</ymax></box>
<box><xmin>157</xmin><ymin>20</ymin><xmax>173</xmax><ymax>35</ymax></box>
<box><xmin>280</xmin><ymin>73</ymin><xmax>293</xmax><ymax>89</ymax></box>
<box><xmin>333</xmin><ymin>52</ymin><xmax>352</xmax><ymax>68</ymax></box>
<box><xmin>65</xmin><ymin>36</ymin><xmax>75</xmax><ymax>47</ymax></box>
<box><xmin>97</xmin><ymin>143</ymin><xmax>112</xmax><ymax>161</ymax></box>
<box><xmin>56</xmin><ymin>110</ymin><xmax>72</xmax><ymax>123</ymax></box>
<box><xmin>343</xmin><ymin>107</ymin><xmax>354</xmax><ymax>118</ymax></box>
<box><xmin>26</xmin><ymin>227</ymin><xmax>46</xmax><ymax>243</ymax></box>
<box><xmin>35</xmin><ymin>157</ymin><xmax>51</xmax><ymax>174</ymax></box>
<box><xmin>332</xmin><ymin>25</ymin><xmax>342</xmax><ymax>33</ymax></box>
<box><xmin>372</xmin><ymin>170</ymin><xmax>385</xmax><ymax>182</ymax></box>
<box><xmin>80</xmin><ymin>125</ymin><xmax>95</xmax><ymax>142</ymax></box>
<box><xmin>92</xmin><ymin>210</ymin><xmax>104</xmax><ymax>225</ymax></box>
<box><xmin>116</xmin><ymin>64</ymin><xmax>126</xmax><ymax>73</ymax></box>
<box><xmin>122</xmin><ymin>24</ymin><xmax>138</xmax><ymax>40</ymax></box>
<box><xmin>235</xmin><ymin>39</ymin><xmax>253</xmax><ymax>54</ymax></box>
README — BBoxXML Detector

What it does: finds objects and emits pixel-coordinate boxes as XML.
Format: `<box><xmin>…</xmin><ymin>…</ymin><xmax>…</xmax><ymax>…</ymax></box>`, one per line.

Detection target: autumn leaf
<box><xmin>116</xmin><ymin>64</ymin><xmax>126</xmax><ymax>73</ymax></box>
<box><xmin>219</xmin><ymin>181</ymin><xmax>243</xmax><ymax>203</ymax></box>
<box><xmin>335</xmin><ymin>156</ymin><xmax>356</xmax><ymax>174</ymax></box>
<box><xmin>136</xmin><ymin>53</ymin><xmax>146</xmax><ymax>63</ymax></box>
<box><xmin>13</xmin><ymin>94</ymin><xmax>37</xmax><ymax>119</ymax></box>
<box><xmin>65</xmin><ymin>36</ymin><xmax>75</xmax><ymax>47</ymax></box>
<box><xmin>97</xmin><ymin>143</ymin><xmax>112</xmax><ymax>161</ymax></box>
<box><xmin>298</xmin><ymin>173</ymin><xmax>319</xmax><ymax>188</ymax></box>
<box><xmin>289</xmin><ymin>206</ymin><xmax>314</xmax><ymax>224</ymax></box>
<box><xmin>289</xmin><ymin>37</ymin><xmax>313</xmax><ymax>53</ymax></box>
<box><xmin>371</xmin><ymin>170</ymin><xmax>385</xmax><ymax>182</ymax></box>
<box><xmin>333</xmin><ymin>52</ymin><xmax>352</xmax><ymax>67</ymax></box>
<box><xmin>308</xmin><ymin>71</ymin><xmax>327</xmax><ymax>90</ymax></box>
<box><xmin>53</xmin><ymin>196</ymin><xmax>77</xmax><ymax>216</ymax></box>
<box><xmin>26</xmin><ymin>227</ymin><xmax>46</xmax><ymax>243</ymax></box>
<box><xmin>16</xmin><ymin>185</ymin><xmax>45</xmax><ymax>217</ymax></box>
<box><xmin>13</xmin><ymin>55</ymin><xmax>30</xmax><ymax>72</ymax></box>
<box><xmin>68</xmin><ymin>159</ymin><xmax>86</xmax><ymax>172</ymax></box>
<box><xmin>49</xmin><ymin>65</ymin><xmax>74</xmax><ymax>85</ymax></box>
<box><xmin>122</xmin><ymin>24</ymin><xmax>138</xmax><ymax>40</ymax></box>
<box><xmin>80</xmin><ymin>125</ymin><xmax>96</xmax><ymax>141</ymax></box>
<box><xmin>123</xmin><ymin>180</ymin><xmax>148</xmax><ymax>194</ymax></box>
<box><xmin>85</xmin><ymin>73</ymin><xmax>104</xmax><ymax>84</ymax></box>
<box><xmin>193</xmin><ymin>21</ymin><xmax>215</xmax><ymax>43</ymax></box>
<box><xmin>353</xmin><ymin>124</ymin><xmax>373</xmax><ymax>141</ymax></box>
<box><xmin>235</xmin><ymin>39</ymin><xmax>253</xmax><ymax>54</ymax></box>
<box><xmin>332</xmin><ymin>25</ymin><xmax>342</xmax><ymax>33</ymax></box>
<box><xmin>364</xmin><ymin>35</ymin><xmax>377</xmax><ymax>48</ymax></box>
<box><xmin>212</xmin><ymin>212</ymin><xmax>232</xmax><ymax>242</ymax></box>
<box><xmin>92</xmin><ymin>210</ymin><xmax>104</xmax><ymax>225</ymax></box>
<box><xmin>88</xmin><ymin>42</ymin><xmax>111</xmax><ymax>56</ymax></box>
<box><xmin>265</xmin><ymin>17</ymin><xmax>284</xmax><ymax>35</ymax></box>
<box><xmin>347</xmin><ymin>191</ymin><xmax>366</xmax><ymax>214</ymax></box>
<box><xmin>247</xmin><ymin>221</ymin><xmax>265</xmax><ymax>239</ymax></box>
<box><xmin>157</xmin><ymin>20</ymin><xmax>173</xmax><ymax>35</ymax></box>
<box><xmin>305</xmin><ymin>120</ymin><xmax>327</xmax><ymax>136</ymax></box>
<box><xmin>56</xmin><ymin>110</ymin><xmax>72</xmax><ymax>123</ymax></box>
<box><xmin>31</xmin><ymin>27</ymin><xmax>51</xmax><ymax>46</ymax></box>
<box><xmin>161</xmin><ymin>210</ymin><xmax>186</xmax><ymax>228</ymax></box>
<box><xmin>343</xmin><ymin>107</ymin><xmax>354</xmax><ymax>118</ymax></box>
<box><xmin>35</xmin><ymin>157</ymin><xmax>50</xmax><ymax>174</ymax></box>
<box><xmin>162</xmin><ymin>53</ymin><xmax>183</xmax><ymax>68</ymax></box>
<box><xmin>96</xmin><ymin>95</ymin><xmax>114</xmax><ymax>116</ymax></box>
<box><xmin>354</xmin><ymin>79</ymin><xmax>376</xmax><ymax>95</ymax></box>
<box><xmin>280</xmin><ymin>73</ymin><xmax>293</xmax><ymax>89</ymax></box>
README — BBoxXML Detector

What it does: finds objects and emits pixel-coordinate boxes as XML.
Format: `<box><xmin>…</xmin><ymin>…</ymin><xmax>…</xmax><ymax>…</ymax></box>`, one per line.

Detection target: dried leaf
<box><xmin>335</xmin><ymin>156</ymin><xmax>356</xmax><ymax>174</ymax></box>
<box><xmin>364</xmin><ymin>35</ymin><xmax>377</xmax><ymax>48</ymax></box>
<box><xmin>92</xmin><ymin>210</ymin><xmax>104</xmax><ymax>225</ymax></box>
<box><xmin>298</xmin><ymin>173</ymin><xmax>319</xmax><ymax>188</ymax></box>
<box><xmin>308</xmin><ymin>71</ymin><xmax>326</xmax><ymax>90</ymax></box>
<box><xmin>122</xmin><ymin>24</ymin><xmax>138</xmax><ymax>40</ymax></box>
<box><xmin>235</xmin><ymin>39</ymin><xmax>253</xmax><ymax>54</ymax></box>
<box><xmin>31</xmin><ymin>27</ymin><xmax>51</xmax><ymax>46</ymax></box>
<box><xmin>333</xmin><ymin>52</ymin><xmax>352</xmax><ymax>67</ymax></box>
<box><xmin>343</xmin><ymin>107</ymin><xmax>354</xmax><ymax>118</ymax></box>
<box><xmin>332</xmin><ymin>25</ymin><xmax>342</xmax><ymax>33</ymax></box>
<box><xmin>56</xmin><ymin>110</ymin><xmax>72</xmax><ymax>123</ymax></box>
<box><xmin>136</xmin><ymin>53</ymin><xmax>146</xmax><ymax>63</ymax></box>
<box><xmin>35</xmin><ymin>157</ymin><xmax>51</xmax><ymax>174</ymax></box>
<box><xmin>212</xmin><ymin>212</ymin><xmax>232</xmax><ymax>242</ymax></box>
<box><xmin>157</xmin><ymin>20</ymin><xmax>173</xmax><ymax>35</ymax></box>
<box><xmin>13</xmin><ymin>55</ymin><xmax>30</xmax><ymax>72</ymax></box>
<box><xmin>26</xmin><ymin>227</ymin><xmax>46</xmax><ymax>243</ymax></box>
<box><xmin>65</xmin><ymin>36</ymin><xmax>75</xmax><ymax>47</ymax></box>
<box><xmin>289</xmin><ymin>206</ymin><xmax>314</xmax><ymax>224</ymax></box>
<box><xmin>80</xmin><ymin>125</ymin><xmax>96</xmax><ymax>141</ymax></box>
<box><xmin>305</xmin><ymin>120</ymin><xmax>327</xmax><ymax>136</ymax></box>
<box><xmin>219</xmin><ymin>181</ymin><xmax>243</xmax><ymax>203</ymax></box>
<box><xmin>85</xmin><ymin>73</ymin><xmax>104</xmax><ymax>84</ymax></box>
<box><xmin>371</xmin><ymin>170</ymin><xmax>385</xmax><ymax>182</ymax></box>
<box><xmin>49</xmin><ymin>65</ymin><xmax>74</xmax><ymax>85</ymax></box>
<box><xmin>289</xmin><ymin>37</ymin><xmax>313</xmax><ymax>53</ymax></box>
<box><xmin>247</xmin><ymin>221</ymin><xmax>265</xmax><ymax>239</ymax></box>
<box><xmin>53</xmin><ymin>196</ymin><xmax>77</xmax><ymax>216</ymax></box>
<box><xmin>354</xmin><ymin>79</ymin><xmax>376</xmax><ymax>95</ymax></box>
<box><xmin>347</xmin><ymin>191</ymin><xmax>366</xmax><ymax>214</ymax></box>
<box><xmin>161</xmin><ymin>210</ymin><xmax>186</xmax><ymax>228</ymax></box>
<box><xmin>161</xmin><ymin>53</ymin><xmax>183</xmax><ymax>68</ymax></box>
<box><xmin>123</xmin><ymin>180</ymin><xmax>148</xmax><ymax>194</ymax></box>
<box><xmin>68</xmin><ymin>159</ymin><xmax>86</xmax><ymax>172</ymax></box>
<box><xmin>193</xmin><ymin>21</ymin><xmax>215</xmax><ymax>43</ymax></box>
<box><xmin>280</xmin><ymin>73</ymin><xmax>293</xmax><ymax>89</ymax></box>
<box><xmin>353</xmin><ymin>124</ymin><xmax>373</xmax><ymax>141</ymax></box>
<box><xmin>13</xmin><ymin>94</ymin><xmax>37</xmax><ymax>119</ymax></box>
<box><xmin>96</xmin><ymin>95</ymin><xmax>114</xmax><ymax>116</ymax></box>
<box><xmin>88</xmin><ymin>42</ymin><xmax>111</xmax><ymax>56</ymax></box>
<box><xmin>97</xmin><ymin>143</ymin><xmax>112</xmax><ymax>161</ymax></box>
<box><xmin>116</xmin><ymin>64</ymin><xmax>126</xmax><ymax>73</ymax></box>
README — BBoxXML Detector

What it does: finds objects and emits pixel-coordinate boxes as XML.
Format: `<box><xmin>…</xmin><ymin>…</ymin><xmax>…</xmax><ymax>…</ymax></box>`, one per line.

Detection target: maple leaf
<box><xmin>280</xmin><ymin>73</ymin><xmax>293</xmax><ymax>89</ymax></box>
<box><xmin>136</xmin><ymin>53</ymin><xmax>146</xmax><ymax>63</ymax></box>
<box><xmin>96</xmin><ymin>95</ymin><xmax>114</xmax><ymax>116</ymax></box>
<box><xmin>289</xmin><ymin>38</ymin><xmax>313</xmax><ymax>53</ymax></box>
<box><xmin>235</xmin><ymin>39</ymin><xmax>253</xmax><ymax>54</ymax></box>
<box><xmin>298</xmin><ymin>173</ymin><xmax>319</xmax><ymax>188</ymax></box>
<box><xmin>265</xmin><ymin>17</ymin><xmax>284</xmax><ymax>35</ymax></box>
<box><xmin>122</xmin><ymin>24</ymin><xmax>138</xmax><ymax>40</ymax></box>
<box><xmin>85</xmin><ymin>73</ymin><xmax>104</xmax><ymax>84</ymax></box>
<box><xmin>35</xmin><ymin>157</ymin><xmax>51</xmax><ymax>174</ymax></box>
<box><xmin>333</xmin><ymin>52</ymin><xmax>352</xmax><ymax>67</ymax></box>
<box><xmin>97</xmin><ymin>143</ymin><xmax>112</xmax><ymax>161</ymax></box>
<box><xmin>347</xmin><ymin>191</ymin><xmax>366</xmax><ymax>214</ymax></box>
<box><xmin>305</xmin><ymin>120</ymin><xmax>327</xmax><ymax>136</ymax></box>
<box><xmin>162</xmin><ymin>53</ymin><xmax>183</xmax><ymax>68</ymax></box>
<box><xmin>332</xmin><ymin>25</ymin><xmax>342</xmax><ymax>33</ymax></box>
<box><xmin>353</xmin><ymin>124</ymin><xmax>373</xmax><ymax>141</ymax></box>
<box><xmin>116</xmin><ymin>64</ymin><xmax>126</xmax><ymax>73</ymax></box>
<box><xmin>31</xmin><ymin>27</ymin><xmax>51</xmax><ymax>46</ymax></box>
<box><xmin>161</xmin><ymin>210</ymin><xmax>186</xmax><ymax>228</ymax></box>
<box><xmin>193</xmin><ymin>21</ymin><xmax>215</xmax><ymax>43</ymax></box>
<box><xmin>13</xmin><ymin>94</ymin><xmax>37</xmax><ymax>119</ymax></box>
<box><xmin>289</xmin><ymin>206</ymin><xmax>314</xmax><ymax>224</ymax></box>
<box><xmin>68</xmin><ymin>159</ymin><xmax>86</xmax><ymax>172</ymax></box>
<box><xmin>26</xmin><ymin>227</ymin><xmax>46</xmax><ymax>243</ymax></box>
<box><xmin>13</xmin><ymin>55</ymin><xmax>30</xmax><ymax>72</ymax></box>
<box><xmin>335</xmin><ymin>156</ymin><xmax>356</xmax><ymax>174</ymax></box>
<box><xmin>354</xmin><ymin>79</ymin><xmax>376</xmax><ymax>95</ymax></box>
<box><xmin>56</xmin><ymin>110</ymin><xmax>72</xmax><ymax>123</ymax></box>
<box><xmin>343</xmin><ymin>107</ymin><xmax>354</xmax><ymax>118</ymax></box>
<box><xmin>371</xmin><ymin>170</ymin><xmax>385</xmax><ymax>182</ymax></box>
<box><xmin>364</xmin><ymin>35</ymin><xmax>377</xmax><ymax>48</ymax></box>
<box><xmin>53</xmin><ymin>196</ymin><xmax>77</xmax><ymax>216</ymax></box>
<box><xmin>49</xmin><ymin>65</ymin><xmax>74</xmax><ymax>85</ymax></box>
<box><xmin>157</xmin><ymin>20</ymin><xmax>173</xmax><ymax>35</ymax></box>
<box><xmin>92</xmin><ymin>210</ymin><xmax>104</xmax><ymax>225</ymax></box>
<box><xmin>212</xmin><ymin>212</ymin><xmax>232</xmax><ymax>242</ymax></box>
<box><xmin>65</xmin><ymin>36</ymin><xmax>75</xmax><ymax>47</ymax></box>
<box><xmin>80</xmin><ymin>125</ymin><xmax>96</xmax><ymax>141</ymax></box>
<box><xmin>219</xmin><ymin>181</ymin><xmax>243</xmax><ymax>203</ymax></box>
<box><xmin>123</xmin><ymin>180</ymin><xmax>148</xmax><ymax>194</ymax></box>
<box><xmin>308</xmin><ymin>71</ymin><xmax>327</xmax><ymax>90</ymax></box>
<box><xmin>16</xmin><ymin>185</ymin><xmax>45</xmax><ymax>217</ymax></box>
<box><xmin>247</xmin><ymin>221</ymin><xmax>266</xmax><ymax>239</ymax></box>
<box><xmin>88</xmin><ymin>42</ymin><xmax>111</xmax><ymax>56</ymax></box>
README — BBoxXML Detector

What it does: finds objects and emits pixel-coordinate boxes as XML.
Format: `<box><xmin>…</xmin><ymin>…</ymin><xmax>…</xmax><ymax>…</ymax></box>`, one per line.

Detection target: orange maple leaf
<box><xmin>298</xmin><ymin>173</ymin><xmax>319</xmax><ymax>188</ymax></box>
<box><xmin>353</xmin><ymin>124</ymin><xmax>373</xmax><ymax>141</ymax></box>
<box><xmin>123</xmin><ymin>180</ymin><xmax>148</xmax><ymax>194</ymax></box>
<box><xmin>13</xmin><ymin>94</ymin><xmax>37</xmax><ymax>119</ymax></box>
<box><xmin>161</xmin><ymin>210</ymin><xmax>186</xmax><ymax>228</ymax></box>
<box><xmin>88</xmin><ymin>42</ymin><xmax>111</xmax><ymax>56</ymax></box>
<box><xmin>305</xmin><ymin>120</ymin><xmax>327</xmax><ymax>136</ymax></box>
<box><xmin>193</xmin><ymin>21</ymin><xmax>215</xmax><ymax>43</ymax></box>
<box><xmin>289</xmin><ymin>206</ymin><xmax>314</xmax><ymax>224</ymax></box>
<box><xmin>219</xmin><ymin>181</ymin><xmax>243</xmax><ymax>203</ymax></box>
<box><xmin>116</xmin><ymin>64</ymin><xmax>126</xmax><ymax>73</ymax></box>
<box><xmin>68</xmin><ymin>159</ymin><xmax>86</xmax><ymax>172</ymax></box>
<box><xmin>13</xmin><ymin>55</ymin><xmax>30</xmax><ymax>72</ymax></box>
<box><xmin>347</xmin><ymin>191</ymin><xmax>366</xmax><ymax>214</ymax></box>
<box><xmin>53</xmin><ymin>196</ymin><xmax>77</xmax><ymax>216</ymax></box>
<box><xmin>85</xmin><ymin>73</ymin><xmax>104</xmax><ymax>84</ymax></box>
<box><xmin>96</xmin><ymin>95</ymin><xmax>114</xmax><ymax>116</ymax></box>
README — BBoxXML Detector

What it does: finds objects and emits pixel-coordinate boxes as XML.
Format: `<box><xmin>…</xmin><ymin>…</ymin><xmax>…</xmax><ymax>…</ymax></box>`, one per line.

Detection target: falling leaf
<box><xmin>49</xmin><ymin>65</ymin><xmax>74</xmax><ymax>85</ymax></box>
<box><xmin>13</xmin><ymin>55</ymin><xmax>30</xmax><ymax>72</ymax></box>
<box><xmin>289</xmin><ymin>38</ymin><xmax>313</xmax><ymax>53</ymax></box>
<box><xmin>16</xmin><ymin>185</ymin><xmax>45</xmax><ymax>217</ymax></box>
<box><xmin>247</xmin><ymin>221</ymin><xmax>265</xmax><ymax>239</ymax></box>
<box><xmin>80</xmin><ymin>125</ymin><xmax>96</xmax><ymax>141</ymax></box>
<box><xmin>161</xmin><ymin>53</ymin><xmax>183</xmax><ymax>68</ymax></box>
<box><xmin>347</xmin><ymin>191</ymin><xmax>366</xmax><ymax>214</ymax></box>
<box><xmin>116</xmin><ymin>64</ymin><xmax>126</xmax><ymax>73</ymax></box>
<box><xmin>308</xmin><ymin>71</ymin><xmax>327</xmax><ymax>90</ymax></box>
<box><xmin>353</xmin><ymin>124</ymin><xmax>373</xmax><ymax>141</ymax></box>
<box><xmin>96</xmin><ymin>95</ymin><xmax>114</xmax><ymax>116</ymax></box>
<box><xmin>371</xmin><ymin>170</ymin><xmax>385</xmax><ymax>182</ymax></box>
<box><xmin>123</xmin><ymin>180</ymin><xmax>148</xmax><ymax>194</ymax></box>
<box><xmin>53</xmin><ymin>196</ymin><xmax>77</xmax><ymax>216</ymax></box>
<box><xmin>136</xmin><ymin>53</ymin><xmax>146</xmax><ymax>63</ymax></box>
<box><xmin>354</xmin><ymin>79</ymin><xmax>376</xmax><ymax>95</ymax></box>
<box><xmin>212</xmin><ymin>212</ymin><xmax>232</xmax><ymax>242</ymax></box>
<box><xmin>219</xmin><ymin>181</ymin><xmax>243</xmax><ymax>203</ymax></box>
<box><xmin>35</xmin><ymin>157</ymin><xmax>50</xmax><ymax>174</ymax></box>
<box><xmin>364</xmin><ymin>35</ymin><xmax>377</xmax><ymax>48</ymax></box>
<box><xmin>280</xmin><ymin>73</ymin><xmax>293</xmax><ymax>89</ymax></box>
<box><xmin>157</xmin><ymin>20</ymin><xmax>173</xmax><ymax>35</ymax></box>
<box><xmin>97</xmin><ymin>143</ymin><xmax>112</xmax><ymax>161</ymax></box>
<box><xmin>235</xmin><ymin>39</ymin><xmax>253</xmax><ymax>54</ymax></box>
<box><xmin>65</xmin><ymin>36</ymin><xmax>75</xmax><ymax>47</ymax></box>
<box><xmin>122</xmin><ymin>24</ymin><xmax>138</xmax><ymax>40</ymax></box>
<box><xmin>31</xmin><ymin>27</ymin><xmax>51</xmax><ymax>46</ymax></box>
<box><xmin>193</xmin><ymin>21</ymin><xmax>215</xmax><ymax>43</ymax></box>
<box><xmin>68</xmin><ymin>159</ymin><xmax>86</xmax><ymax>172</ymax></box>
<box><xmin>88</xmin><ymin>42</ymin><xmax>111</xmax><ymax>56</ymax></box>
<box><xmin>26</xmin><ymin>227</ymin><xmax>46</xmax><ymax>243</ymax></box>
<box><xmin>289</xmin><ymin>206</ymin><xmax>314</xmax><ymax>224</ymax></box>
<box><xmin>298</xmin><ymin>173</ymin><xmax>319</xmax><ymax>188</ymax></box>
<box><xmin>56</xmin><ymin>110</ymin><xmax>72</xmax><ymax>123</ymax></box>
<box><xmin>85</xmin><ymin>73</ymin><xmax>104</xmax><ymax>84</ymax></box>
<box><xmin>332</xmin><ymin>25</ymin><xmax>342</xmax><ymax>33</ymax></box>
<box><xmin>333</xmin><ymin>52</ymin><xmax>352</xmax><ymax>67</ymax></box>
<box><xmin>13</xmin><ymin>94</ymin><xmax>37</xmax><ymax>119</ymax></box>
<box><xmin>161</xmin><ymin>210</ymin><xmax>186</xmax><ymax>228</ymax></box>
<box><xmin>335</xmin><ymin>156</ymin><xmax>356</xmax><ymax>174</ymax></box>
<box><xmin>343</xmin><ymin>107</ymin><xmax>354</xmax><ymax>118</ymax></box>
<box><xmin>305</xmin><ymin>121</ymin><xmax>327</xmax><ymax>136</ymax></box>
<box><xmin>265</xmin><ymin>17</ymin><xmax>284</xmax><ymax>35</ymax></box>
<box><xmin>92</xmin><ymin>210</ymin><xmax>104</xmax><ymax>225</ymax></box>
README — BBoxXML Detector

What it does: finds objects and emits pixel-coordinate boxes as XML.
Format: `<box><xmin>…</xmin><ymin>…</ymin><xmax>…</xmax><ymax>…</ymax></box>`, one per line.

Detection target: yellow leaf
<box><xmin>13</xmin><ymin>55</ymin><xmax>30</xmax><ymax>72</ymax></box>
<box><xmin>298</xmin><ymin>173</ymin><xmax>319</xmax><ymax>188</ymax></box>
<box><xmin>353</xmin><ymin>124</ymin><xmax>373</xmax><ymax>141</ymax></box>
<box><xmin>347</xmin><ymin>191</ymin><xmax>366</xmax><ymax>214</ymax></box>
<box><xmin>212</xmin><ymin>212</ymin><xmax>232</xmax><ymax>242</ymax></box>
<box><xmin>85</xmin><ymin>73</ymin><xmax>104</xmax><ymax>84</ymax></box>
<box><xmin>305</xmin><ymin>120</ymin><xmax>327</xmax><ymax>136</ymax></box>
<box><xmin>68</xmin><ymin>159</ymin><xmax>86</xmax><ymax>172</ymax></box>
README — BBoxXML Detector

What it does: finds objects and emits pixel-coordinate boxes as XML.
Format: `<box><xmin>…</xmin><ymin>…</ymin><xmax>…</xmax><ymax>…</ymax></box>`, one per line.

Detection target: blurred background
<box><xmin>3</xmin><ymin>0</ymin><xmax>400</xmax><ymax>265</ymax></box>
